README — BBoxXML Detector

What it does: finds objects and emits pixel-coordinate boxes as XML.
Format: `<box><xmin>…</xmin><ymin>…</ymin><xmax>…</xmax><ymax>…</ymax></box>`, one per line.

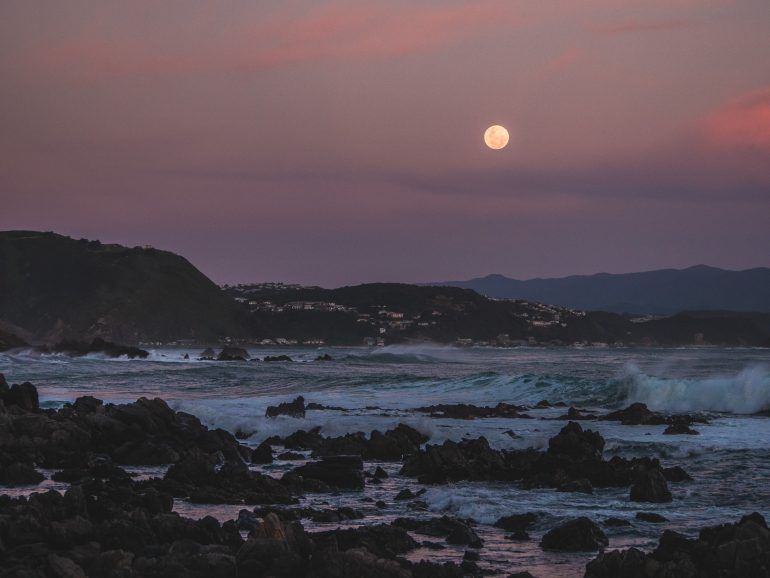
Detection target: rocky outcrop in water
<box><xmin>540</xmin><ymin>517</ymin><xmax>608</xmax><ymax>552</ymax></box>
<box><xmin>37</xmin><ymin>338</ymin><xmax>149</xmax><ymax>359</ymax></box>
<box><xmin>272</xmin><ymin>423</ymin><xmax>428</xmax><ymax>461</ymax></box>
<box><xmin>400</xmin><ymin>422</ymin><xmax>680</xmax><ymax>500</ymax></box>
<box><xmin>414</xmin><ymin>402</ymin><xmax>531</xmax><ymax>420</ymax></box>
<box><xmin>0</xmin><ymin>382</ymin><xmax>248</xmax><ymax>472</ymax></box>
<box><xmin>266</xmin><ymin>396</ymin><xmax>307</xmax><ymax>418</ymax></box>
<box><xmin>585</xmin><ymin>513</ymin><xmax>770</xmax><ymax>578</ymax></box>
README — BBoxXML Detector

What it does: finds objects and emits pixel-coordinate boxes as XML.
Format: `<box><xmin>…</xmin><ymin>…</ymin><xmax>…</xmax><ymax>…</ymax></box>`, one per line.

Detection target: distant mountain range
<box><xmin>431</xmin><ymin>266</ymin><xmax>770</xmax><ymax>315</ymax></box>
<box><xmin>0</xmin><ymin>231</ymin><xmax>248</xmax><ymax>343</ymax></box>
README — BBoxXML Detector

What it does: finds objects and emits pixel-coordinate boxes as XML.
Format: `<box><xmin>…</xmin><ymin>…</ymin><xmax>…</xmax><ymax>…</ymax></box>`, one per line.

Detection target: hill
<box><xmin>226</xmin><ymin>283</ymin><xmax>770</xmax><ymax>347</ymax></box>
<box><xmin>431</xmin><ymin>265</ymin><xmax>770</xmax><ymax>315</ymax></box>
<box><xmin>0</xmin><ymin>231</ymin><xmax>248</xmax><ymax>343</ymax></box>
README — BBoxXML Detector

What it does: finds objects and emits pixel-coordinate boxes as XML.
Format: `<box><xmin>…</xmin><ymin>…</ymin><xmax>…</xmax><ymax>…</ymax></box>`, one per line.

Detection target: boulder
<box><xmin>630</xmin><ymin>469</ymin><xmax>672</xmax><ymax>503</ymax></box>
<box><xmin>218</xmin><ymin>347</ymin><xmax>249</xmax><ymax>361</ymax></box>
<box><xmin>602</xmin><ymin>403</ymin><xmax>666</xmax><ymax>425</ymax></box>
<box><xmin>540</xmin><ymin>517</ymin><xmax>608</xmax><ymax>552</ymax></box>
<box><xmin>586</xmin><ymin>513</ymin><xmax>770</xmax><ymax>578</ymax></box>
<box><xmin>6</xmin><ymin>381</ymin><xmax>39</xmax><ymax>411</ymax></box>
<box><xmin>252</xmin><ymin>441</ymin><xmax>274</xmax><ymax>464</ymax></box>
<box><xmin>636</xmin><ymin>512</ymin><xmax>667</xmax><ymax>523</ymax></box>
<box><xmin>547</xmin><ymin>422</ymin><xmax>604</xmax><ymax>461</ymax></box>
<box><xmin>285</xmin><ymin>455</ymin><xmax>364</xmax><ymax>490</ymax></box>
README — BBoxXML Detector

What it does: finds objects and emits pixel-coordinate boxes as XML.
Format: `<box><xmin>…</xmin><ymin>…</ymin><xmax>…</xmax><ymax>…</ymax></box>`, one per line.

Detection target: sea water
<box><xmin>2</xmin><ymin>345</ymin><xmax>770</xmax><ymax>577</ymax></box>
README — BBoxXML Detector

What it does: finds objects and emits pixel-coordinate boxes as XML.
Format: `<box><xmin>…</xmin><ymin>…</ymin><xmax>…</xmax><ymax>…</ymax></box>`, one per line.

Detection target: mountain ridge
<box><xmin>429</xmin><ymin>265</ymin><xmax>770</xmax><ymax>314</ymax></box>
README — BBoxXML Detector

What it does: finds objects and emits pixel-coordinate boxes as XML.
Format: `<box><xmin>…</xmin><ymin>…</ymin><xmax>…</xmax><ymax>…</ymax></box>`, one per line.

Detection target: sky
<box><xmin>2</xmin><ymin>0</ymin><xmax>769</xmax><ymax>286</ymax></box>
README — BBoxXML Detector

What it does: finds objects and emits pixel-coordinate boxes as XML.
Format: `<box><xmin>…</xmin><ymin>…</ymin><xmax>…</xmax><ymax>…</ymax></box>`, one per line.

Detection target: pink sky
<box><xmin>2</xmin><ymin>0</ymin><xmax>769</xmax><ymax>285</ymax></box>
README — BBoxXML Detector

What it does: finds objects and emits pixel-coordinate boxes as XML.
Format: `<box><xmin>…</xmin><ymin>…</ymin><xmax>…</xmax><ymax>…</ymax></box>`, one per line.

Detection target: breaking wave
<box><xmin>615</xmin><ymin>363</ymin><xmax>770</xmax><ymax>414</ymax></box>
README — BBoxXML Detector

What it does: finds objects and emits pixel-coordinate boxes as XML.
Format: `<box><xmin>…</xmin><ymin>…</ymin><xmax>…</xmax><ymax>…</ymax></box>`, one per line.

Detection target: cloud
<box><xmin>590</xmin><ymin>18</ymin><xmax>690</xmax><ymax>37</ymax></box>
<box><xmin>699</xmin><ymin>86</ymin><xmax>770</xmax><ymax>152</ymax></box>
<box><xmin>25</xmin><ymin>1</ymin><xmax>517</xmax><ymax>82</ymax></box>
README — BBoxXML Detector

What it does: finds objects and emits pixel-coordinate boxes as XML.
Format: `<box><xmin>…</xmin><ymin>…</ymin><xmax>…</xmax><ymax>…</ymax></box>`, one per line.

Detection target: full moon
<box><xmin>484</xmin><ymin>125</ymin><xmax>509</xmax><ymax>150</ymax></box>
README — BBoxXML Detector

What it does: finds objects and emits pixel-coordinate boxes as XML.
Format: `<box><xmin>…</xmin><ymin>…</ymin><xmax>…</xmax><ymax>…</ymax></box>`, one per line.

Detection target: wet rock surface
<box><xmin>585</xmin><ymin>513</ymin><xmax>770</xmax><ymax>578</ymax></box>
<box><xmin>540</xmin><ymin>517</ymin><xmax>609</xmax><ymax>552</ymax></box>
<box><xmin>400</xmin><ymin>422</ymin><xmax>683</xmax><ymax>496</ymax></box>
<box><xmin>414</xmin><ymin>403</ymin><xmax>531</xmax><ymax>420</ymax></box>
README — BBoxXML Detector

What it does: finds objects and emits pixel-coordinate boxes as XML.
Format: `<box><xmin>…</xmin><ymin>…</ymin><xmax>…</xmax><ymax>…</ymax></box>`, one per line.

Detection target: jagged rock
<box><xmin>585</xmin><ymin>513</ymin><xmax>770</xmax><ymax>578</ymax></box>
<box><xmin>603</xmin><ymin>517</ymin><xmax>631</xmax><ymax>527</ymax></box>
<box><xmin>540</xmin><ymin>517</ymin><xmax>608</xmax><ymax>552</ymax></box>
<box><xmin>0</xmin><ymin>461</ymin><xmax>45</xmax><ymax>485</ymax></box>
<box><xmin>547</xmin><ymin>421</ymin><xmax>604</xmax><ymax>461</ymax></box>
<box><xmin>602</xmin><ymin>403</ymin><xmax>667</xmax><ymax>425</ymax></box>
<box><xmin>415</xmin><ymin>402</ymin><xmax>531</xmax><ymax>419</ymax></box>
<box><xmin>199</xmin><ymin>348</ymin><xmax>217</xmax><ymax>359</ymax></box>
<box><xmin>663</xmin><ymin>417</ymin><xmax>699</xmax><ymax>435</ymax></box>
<box><xmin>494</xmin><ymin>513</ymin><xmax>538</xmax><ymax>533</ymax></box>
<box><xmin>392</xmin><ymin>516</ymin><xmax>482</xmax><ymax>548</ymax></box>
<box><xmin>630</xmin><ymin>469</ymin><xmax>672</xmax><ymax>503</ymax></box>
<box><xmin>662</xmin><ymin>466</ymin><xmax>692</xmax><ymax>482</ymax></box>
<box><xmin>557</xmin><ymin>407</ymin><xmax>596</xmax><ymax>420</ymax></box>
<box><xmin>284</xmin><ymin>455</ymin><xmax>364</xmax><ymax>490</ymax></box>
<box><xmin>252</xmin><ymin>441</ymin><xmax>274</xmax><ymax>464</ymax></box>
<box><xmin>218</xmin><ymin>347</ymin><xmax>249</xmax><ymax>361</ymax></box>
<box><xmin>71</xmin><ymin>396</ymin><xmax>103</xmax><ymax>413</ymax></box>
<box><xmin>264</xmin><ymin>355</ymin><xmax>293</xmax><ymax>362</ymax></box>
<box><xmin>41</xmin><ymin>338</ymin><xmax>148</xmax><ymax>359</ymax></box>
<box><xmin>5</xmin><ymin>381</ymin><xmax>39</xmax><ymax>411</ymax></box>
<box><xmin>266</xmin><ymin>396</ymin><xmax>306</xmax><ymax>418</ymax></box>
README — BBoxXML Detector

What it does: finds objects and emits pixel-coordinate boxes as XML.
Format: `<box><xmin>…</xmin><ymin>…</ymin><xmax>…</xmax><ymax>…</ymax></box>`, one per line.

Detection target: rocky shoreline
<box><xmin>0</xmin><ymin>374</ymin><xmax>767</xmax><ymax>577</ymax></box>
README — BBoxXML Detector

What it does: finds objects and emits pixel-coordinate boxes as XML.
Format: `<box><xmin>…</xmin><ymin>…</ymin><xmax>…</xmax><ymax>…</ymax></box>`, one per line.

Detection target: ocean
<box><xmin>2</xmin><ymin>344</ymin><xmax>770</xmax><ymax>577</ymax></box>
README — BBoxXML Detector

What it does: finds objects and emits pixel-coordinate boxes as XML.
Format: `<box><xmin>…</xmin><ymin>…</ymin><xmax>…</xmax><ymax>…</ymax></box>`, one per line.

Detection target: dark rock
<box><xmin>315</xmin><ymin>354</ymin><xmax>333</xmax><ymax>361</ymax></box>
<box><xmin>264</xmin><ymin>355</ymin><xmax>293</xmax><ymax>362</ymax></box>
<box><xmin>662</xmin><ymin>466</ymin><xmax>692</xmax><ymax>482</ymax></box>
<box><xmin>251</xmin><ymin>441</ymin><xmax>274</xmax><ymax>464</ymax></box>
<box><xmin>393</xmin><ymin>516</ymin><xmax>482</xmax><ymax>548</ymax></box>
<box><xmin>558</xmin><ymin>478</ymin><xmax>593</xmax><ymax>494</ymax></box>
<box><xmin>218</xmin><ymin>346</ymin><xmax>249</xmax><ymax>361</ymax></box>
<box><xmin>266</xmin><ymin>396</ymin><xmax>306</xmax><ymax>418</ymax></box>
<box><xmin>277</xmin><ymin>451</ymin><xmax>304</xmax><ymax>460</ymax></box>
<box><xmin>663</xmin><ymin>417</ymin><xmax>699</xmax><ymax>435</ymax></box>
<box><xmin>463</xmin><ymin>549</ymin><xmax>480</xmax><ymax>561</ymax></box>
<box><xmin>540</xmin><ymin>517</ymin><xmax>608</xmax><ymax>552</ymax></box>
<box><xmin>636</xmin><ymin>512</ymin><xmax>668</xmax><ymax>523</ymax></box>
<box><xmin>415</xmin><ymin>402</ymin><xmax>531</xmax><ymax>420</ymax></box>
<box><xmin>42</xmin><ymin>338</ymin><xmax>149</xmax><ymax>359</ymax></box>
<box><xmin>602</xmin><ymin>402</ymin><xmax>667</xmax><ymax>425</ymax></box>
<box><xmin>6</xmin><ymin>381</ymin><xmax>39</xmax><ymax>411</ymax></box>
<box><xmin>284</xmin><ymin>455</ymin><xmax>364</xmax><ymax>490</ymax></box>
<box><xmin>603</xmin><ymin>517</ymin><xmax>631</xmax><ymax>527</ymax></box>
<box><xmin>535</xmin><ymin>400</ymin><xmax>551</xmax><ymax>408</ymax></box>
<box><xmin>199</xmin><ymin>348</ymin><xmax>217</xmax><ymax>359</ymax></box>
<box><xmin>72</xmin><ymin>396</ymin><xmax>103</xmax><ymax>413</ymax></box>
<box><xmin>630</xmin><ymin>469</ymin><xmax>672</xmax><ymax>503</ymax></box>
<box><xmin>395</xmin><ymin>489</ymin><xmax>415</xmax><ymax>500</ymax></box>
<box><xmin>494</xmin><ymin>513</ymin><xmax>537</xmax><ymax>533</ymax></box>
<box><xmin>557</xmin><ymin>407</ymin><xmax>596</xmax><ymax>420</ymax></box>
<box><xmin>547</xmin><ymin>421</ymin><xmax>604</xmax><ymax>461</ymax></box>
<box><xmin>0</xmin><ymin>461</ymin><xmax>45</xmax><ymax>485</ymax></box>
<box><xmin>373</xmin><ymin>466</ymin><xmax>389</xmax><ymax>479</ymax></box>
<box><xmin>586</xmin><ymin>513</ymin><xmax>770</xmax><ymax>578</ymax></box>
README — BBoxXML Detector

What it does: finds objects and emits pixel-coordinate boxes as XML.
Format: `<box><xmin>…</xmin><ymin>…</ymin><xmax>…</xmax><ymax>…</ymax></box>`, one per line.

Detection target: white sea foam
<box><xmin>619</xmin><ymin>363</ymin><xmax>770</xmax><ymax>414</ymax></box>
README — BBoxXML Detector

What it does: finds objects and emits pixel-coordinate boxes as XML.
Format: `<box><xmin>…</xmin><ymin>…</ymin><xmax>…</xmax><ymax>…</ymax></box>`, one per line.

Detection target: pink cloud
<box><xmin>27</xmin><ymin>1</ymin><xmax>516</xmax><ymax>81</ymax></box>
<box><xmin>700</xmin><ymin>86</ymin><xmax>770</xmax><ymax>152</ymax></box>
<box><xmin>590</xmin><ymin>18</ymin><xmax>690</xmax><ymax>37</ymax></box>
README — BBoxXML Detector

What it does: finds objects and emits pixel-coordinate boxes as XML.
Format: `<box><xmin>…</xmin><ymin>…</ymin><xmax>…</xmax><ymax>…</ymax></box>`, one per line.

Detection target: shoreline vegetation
<box><xmin>1</xmin><ymin>376</ymin><xmax>768</xmax><ymax>576</ymax></box>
